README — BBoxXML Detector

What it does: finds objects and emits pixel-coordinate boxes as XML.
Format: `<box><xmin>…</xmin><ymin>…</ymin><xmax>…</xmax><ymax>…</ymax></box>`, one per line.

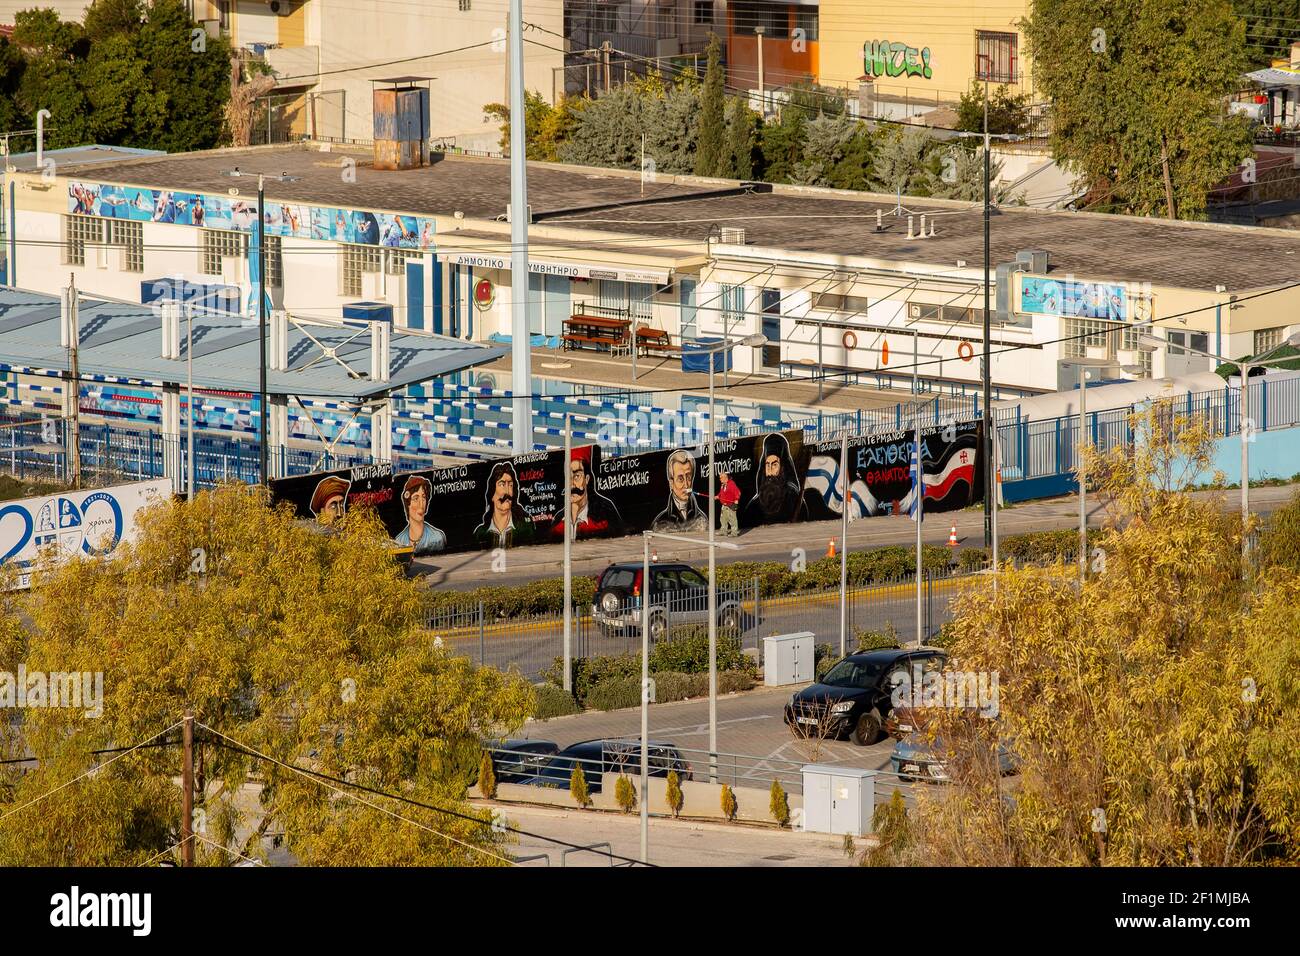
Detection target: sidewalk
<box><xmin>413</xmin><ymin>482</ymin><xmax>1299</xmax><ymax>589</ymax></box>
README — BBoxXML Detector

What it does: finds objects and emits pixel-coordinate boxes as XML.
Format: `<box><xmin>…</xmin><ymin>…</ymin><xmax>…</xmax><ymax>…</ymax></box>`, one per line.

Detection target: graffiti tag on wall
<box><xmin>863</xmin><ymin>40</ymin><xmax>933</xmax><ymax>80</ymax></box>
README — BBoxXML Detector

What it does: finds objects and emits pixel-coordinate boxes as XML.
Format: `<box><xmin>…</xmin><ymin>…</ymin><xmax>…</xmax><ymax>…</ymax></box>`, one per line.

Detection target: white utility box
<box><xmin>763</xmin><ymin>631</ymin><xmax>814</xmax><ymax>686</ymax></box>
<box><xmin>801</xmin><ymin>764</ymin><xmax>876</xmax><ymax>836</ymax></box>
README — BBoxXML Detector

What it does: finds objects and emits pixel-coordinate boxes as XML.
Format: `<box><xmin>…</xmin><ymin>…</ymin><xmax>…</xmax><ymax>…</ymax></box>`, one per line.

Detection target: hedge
<box><xmin>532</xmin><ymin>683</ymin><xmax>582</xmax><ymax>720</ymax></box>
<box><xmin>427</xmin><ymin>576</ymin><xmax>599</xmax><ymax>619</ymax></box>
<box><xmin>581</xmin><ymin>670</ymin><xmax>754</xmax><ymax>712</ymax></box>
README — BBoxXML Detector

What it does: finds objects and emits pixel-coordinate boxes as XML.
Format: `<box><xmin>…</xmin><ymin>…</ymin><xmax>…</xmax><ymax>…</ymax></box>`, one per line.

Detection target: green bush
<box><xmin>544</xmin><ymin>654</ymin><xmax>641</xmax><ymax>700</ymax></box>
<box><xmin>570</xmin><ymin>763</ymin><xmax>591</xmax><ymax>808</ymax></box>
<box><xmin>770</xmin><ymin>780</ymin><xmax>790</xmax><ymax>828</ymax></box>
<box><xmin>585</xmin><ymin>675</ymin><xmax>643</xmax><ymax>712</ymax></box>
<box><xmin>651</xmin><ymin>671</ymin><xmax>708</xmax><ymax>703</ymax></box>
<box><xmin>1000</xmin><ymin>529</ymin><xmax>1079</xmax><ymax>565</ymax></box>
<box><xmin>720</xmin><ymin>783</ymin><xmax>738</xmax><ymax>821</ymax></box>
<box><xmin>718</xmin><ymin>670</ymin><xmax>755</xmax><ymax>694</ymax></box>
<box><xmin>648</xmin><ymin>627</ymin><xmax>750</xmax><ymax>675</ymax></box>
<box><xmin>1260</xmin><ymin>489</ymin><xmax>1300</xmax><ymax>574</ymax></box>
<box><xmin>477</xmin><ymin>749</ymin><xmax>497</xmax><ymax>799</ymax></box>
<box><xmin>814</xmin><ymin>643</ymin><xmax>839</xmax><ymax>682</ymax></box>
<box><xmin>863</xmin><ymin>789</ymin><xmax>911</xmax><ymax>866</ymax></box>
<box><xmin>428</xmin><ymin>575</ymin><xmax>599</xmax><ymax>619</ymax></box>
<box><xmin>532</xmin><ymin>683</ymin><xmax>581</xmax><ymax>720</ymax></box>
<box><xmin>958</xmin><ymin>547</ymin><xmax>990</xmax><ymax>572</ymax></box>
<box><xmin>614</xmin><ymin>775</ymin><xmax>636</xmax><ymax>813</ymax></box>
<box><xmin>856</xmin><ymin>623</ymin><xmax>903</xmax><ymax>652</ymax></box>
<box><xmin>665</xmin><ymin>770</ymin><xmax>684</xmax><ymax>818</ymax></box>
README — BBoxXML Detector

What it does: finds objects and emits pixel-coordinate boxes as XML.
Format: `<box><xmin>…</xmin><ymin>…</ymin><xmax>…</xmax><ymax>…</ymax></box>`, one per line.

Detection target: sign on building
<box><xmin>0</xmin><ymin>479</ymin><xmax>172</xmax><ymax>589</ymax></box>
<box><xmin>1019</xmin><ymin>276</ymin><xmax>1128</xmax><ymax>321</ymax></box>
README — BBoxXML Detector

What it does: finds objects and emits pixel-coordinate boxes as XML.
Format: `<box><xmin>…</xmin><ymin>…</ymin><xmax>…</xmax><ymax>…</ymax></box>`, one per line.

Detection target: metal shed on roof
<box><xmin>0</xmin><ymin>285</ymin><xmax>506</xmax><ymax>401</ymax></box>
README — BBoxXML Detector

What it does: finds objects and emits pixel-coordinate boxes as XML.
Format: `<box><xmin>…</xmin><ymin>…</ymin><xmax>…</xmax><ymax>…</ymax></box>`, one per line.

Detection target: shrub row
<box><xmin>558</xmin><ymin>669</ymin><xmax>756</xmax><ymax>713</ymax></box>
<box><xmin>953</xmin><ymin>528</ymin><xmax>1083</xmax><ymax>572</ymax></box>
<box><xmin>428</xmin><ymin>576</ymin><xmax>599</xmax><ymax>619</ymax></box>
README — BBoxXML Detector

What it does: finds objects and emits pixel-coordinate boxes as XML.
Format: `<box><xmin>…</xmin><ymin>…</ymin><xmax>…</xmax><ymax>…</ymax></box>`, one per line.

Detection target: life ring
<box><xmin>842</xmin><ymin>330</ymin><xmax>858</xmax><ymax>351</ymax></box>
<box><xmin>958</xmin><ymin>340</ymin><xmax>974</xmax><ymax>363</ymax></box>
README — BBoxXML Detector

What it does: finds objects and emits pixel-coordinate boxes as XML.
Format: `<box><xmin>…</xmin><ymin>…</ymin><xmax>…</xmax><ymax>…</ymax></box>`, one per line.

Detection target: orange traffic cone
<box><xmin>827</xmin><ymin>537</ymin><xmax>837</xmax><ymax>558</ymax></box>
<box><xmin>947</xmin><ymin>524</ymin><xmax>959</xmax><ymax>547</ymax></box>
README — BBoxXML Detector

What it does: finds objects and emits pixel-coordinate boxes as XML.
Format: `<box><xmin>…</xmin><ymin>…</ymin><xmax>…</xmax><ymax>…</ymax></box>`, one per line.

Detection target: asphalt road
<box><xmin>413</xmin><ymin>484</ymin><xmax>1299</xmax><ymax>590</ymax></box>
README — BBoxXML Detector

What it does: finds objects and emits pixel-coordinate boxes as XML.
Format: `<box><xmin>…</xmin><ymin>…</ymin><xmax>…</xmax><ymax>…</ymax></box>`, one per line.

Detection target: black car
<box><xmin>485</xmin><ymin>739</ymin><xmax>560</xmax><ymax>784</ymax></box>
<box><xmin>522</xmin><ymin>739</ymin><xmax>691</xmax><ymax>794</ymax></box>
<box><xmin>592</xmin><ymin>562</ymin><xmax>743</xmax><ymax>640</ymax></box>
<box><xmin>783</xmin><ymin>648</ymin><xmax>949</xmax><ymax>746</ymax></box>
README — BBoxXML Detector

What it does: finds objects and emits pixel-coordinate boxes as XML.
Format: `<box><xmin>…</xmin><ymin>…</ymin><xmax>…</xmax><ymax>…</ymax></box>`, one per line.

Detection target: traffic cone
<box><xmin>827</xmin><ymin>537</ymin><xmax>837</xmax><ymax>558</ymax></box>
<box><xmin>947</xmin><ymin>524</ymin><xmax>959</xmax><ymax>547</ymax></box>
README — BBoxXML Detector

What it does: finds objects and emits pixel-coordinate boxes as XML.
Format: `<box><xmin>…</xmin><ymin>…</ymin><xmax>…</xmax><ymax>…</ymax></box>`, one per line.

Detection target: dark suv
<box><xmin>522</xmin><ymin>739</ymin><xmax>692</xmax><ymax>793</ymax></box>
<box><xmin>592</xmin><ymin>562</ymin><xmax>743</xmax><ymax>640</ymax></box>
<box><xmin>784</xmin><ymin>648</ymin><xmax>949</xmax><ymax>746</ymax></box>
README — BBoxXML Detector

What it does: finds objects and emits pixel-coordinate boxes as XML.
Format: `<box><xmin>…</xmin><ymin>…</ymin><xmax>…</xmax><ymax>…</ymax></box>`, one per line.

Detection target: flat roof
<box><xmin>6</xmin><ymin>144</ymin><xmax>165</xmax><ymax>174</ymax></box>
<box><xmin>44</xmin><ymin>143</ymin><xmax>1300</xmax><ymax>293</ymax></box>
<box><xmin>0</xmin><ymin>287</ymin><xmax>506</xmax><ymax>400</ymax></box>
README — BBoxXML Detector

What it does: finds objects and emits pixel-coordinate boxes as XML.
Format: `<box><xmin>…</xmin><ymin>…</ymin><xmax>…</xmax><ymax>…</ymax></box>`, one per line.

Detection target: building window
<box><xmin>794</xmin><ymin>9</ymin><xmax>818</xmax><ymax>42</ymax></box>
<box><xmin>385</xmin><ymin>248</ymin><xmax>416</xmax><ymax>276</ymax></box>
<box><xmin>732</xmin><ymin>2</ymin><xmax>789</xmax><ymax>40</ymax></box>
<box><xmin>680</xmin><ymin>278</ymin><xmax>698</xmax><ymax>341</ymax></box>
<box><xmin>265</xmin><ymin>235</ymin><xmax>283</xmax><ymax>288</ymax></box>
<box><xmin>342</xmin><ymin>243</ymin><xmax>382</xmax><ymax>296</ymax></box>
<box><xmin>592</xmin><ymin>5</ymin><xmax>617</xmax><ymax>32</ymax></box>
<box><xmin>202</xmin><ymin>229</ymin><xmax>246</xmax><ymax>276</ymax></box>
<box><xmin>1254</xmin><ymin>326</ymin><xmax>1285</xmax><ymax>355</ymax></box>
<box><xmin>105</xmin><ymin>219</ymin><xmax>144</xmax><ymax>273</ymax></box>
<box><xmin>816</xmin><ymin>292</ymin><xmax>870</xmax><ymax>315</ymax></box>
<box><xmin>977</xmin><ymin>31</ymin><xmax>1018</xmax><ymax>84</ymax></box>
<box><xmin>64</xmin><ymin>214</ymin><xmax>101</xmax><ymax>266</ymax></box>
<box><xmin>693</xmin><ymin>1</ymin><xmax>713</xmax><ymax>24</ymax></box>
<box><xmin>1063</xmin><ymin>317</ymin><xmax>1113</xmax><ymax>359</ymax></box>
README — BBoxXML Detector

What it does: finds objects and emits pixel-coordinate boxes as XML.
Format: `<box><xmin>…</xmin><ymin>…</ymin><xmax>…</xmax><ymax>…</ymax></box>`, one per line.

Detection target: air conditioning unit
<box><xmin>719</xmin><ymin>227</ymin><xmax>746</xmax><ymax>244</ymax></box>
<box><xmin>268</xmin><ymin>0</ymin><xmax>294</xmax><ymax>15</ymax></box>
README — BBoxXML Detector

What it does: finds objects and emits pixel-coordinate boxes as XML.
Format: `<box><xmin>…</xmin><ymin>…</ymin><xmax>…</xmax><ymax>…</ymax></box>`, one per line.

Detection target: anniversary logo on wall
<box><xmin>269</xmin><ymin>425</ymin><xmax>981</xmax><ymax>554</ymax></box>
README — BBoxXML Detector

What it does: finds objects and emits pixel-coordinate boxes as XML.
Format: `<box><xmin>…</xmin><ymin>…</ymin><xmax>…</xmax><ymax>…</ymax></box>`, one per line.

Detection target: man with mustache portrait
<box><xmin>473</xmin><ymin>460</ymin><xmax>537</xmax><ymax>549</ymax></box>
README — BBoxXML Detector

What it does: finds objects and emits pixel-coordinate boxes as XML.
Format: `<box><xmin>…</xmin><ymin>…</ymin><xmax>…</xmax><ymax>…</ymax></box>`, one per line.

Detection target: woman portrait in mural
<box><xmin>473</xmin><ymin>461</ymin><xmax>537</xmax><ymax>550</ymax></box>
<box><xmin>745</xmin><ymin>433</ymin><xmax>804</xmax><ymax>526</ymax></box>
<box><xmin>394</xmin><ymin>475</ymin><xmax>447</xmax><ymax>556</ymax></box>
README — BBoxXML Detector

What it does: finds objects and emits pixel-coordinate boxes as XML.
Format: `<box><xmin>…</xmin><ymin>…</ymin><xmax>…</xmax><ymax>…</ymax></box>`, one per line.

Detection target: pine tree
<box><xmin>615</xmin><ymin>775</ymin><xmax>636</xmax><ymax>813</ymax></box>
<box><xmin>769</xmin><ymin>779</ymin><xmax>790</xmax><ymax>827</ymax></box>
<box><xmin>569</xmin><ymin>763</ymin><xmax>592</xmax><ymax>808</ymax></box>
<box><xmin>694</xmin><ymin>33</ymin><xmax>726</xmax><ymax>177</ymax></box>
<box><xmin>726</xmin><ymin>96</ymin><xmax>757</xmax><ymax>180</ymax></box>
<box><xmin>665</xmin><ymin>769</ymin><xmax>684</xmax><ymax>818</ymax></box>
<box><xmin>720</xmin><ymin>783</ymin><xmax>738</xmax><ymax>821</ymax></box>
<box><xmin>477</xmin><ymin>750</ymin><xmax>497</xmax><ymax>799</ymax></box>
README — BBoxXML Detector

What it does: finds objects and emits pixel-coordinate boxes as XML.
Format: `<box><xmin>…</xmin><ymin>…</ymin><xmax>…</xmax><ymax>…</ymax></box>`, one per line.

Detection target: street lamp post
<box><xmin>1139</xmin><ymin>331</ymin><xmax>1300</xmax><ymax>566</ymax></box>
<box><xmin>187</xmin><ymin>302</ymin><xmax>195</xmax><ymax>501</ymax></box>
<box><xmin>640</xmin><ymin>529</ymin><xmax>740</xmax><ymax>864</ymax></box>
<box><xmin>696</xmin><ymin>332</ymin><xmax>765</xmax><ymax>782</ymax></box>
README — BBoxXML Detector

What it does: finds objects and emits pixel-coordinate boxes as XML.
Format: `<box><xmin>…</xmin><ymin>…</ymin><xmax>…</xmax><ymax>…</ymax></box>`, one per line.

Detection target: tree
<box><xmin>0</xmin><ymin>485</ymin><xmax>533</xmax><ymax>866</ymax></box>
<box><xmin>83</xmin><ymin>0</ymin><xmax>144</xmax><ymax>41</ymax></box>
<box><xmin>1259</xmin><ymin>489</ymin><xmax>1300</xmax><ymax>575</ymax></box>
<box><xmin>871</xmin><ymin>128</ymin><xmax>933</xmax><ymax>196</ymax></box>
<box><xmin>694</xmin><ymin>33</ymin><xmax>726</xmax><ymax>177</ymax></box>
<box><xmin>954</xmin><ymin>82</ymin><xmax>1029</xmax><ymax>136</ymax></box>
<box><xmin>720</xmin><ymin>783</ymin><xmax>738</xmax><ymax>821</ymax></box>
<box><xmin>483</xmin><ymin>90</ymin><xmax>569</xmax><ymax>160</ymax></box>
<box><xmin>757</xmin><ymin>109</ymin><xmax>806</xmax><ymax>184</ymax></box>
<box><xmin>132</xmin><ymin>0</ymin><xmax>231</xmax><ymax>152</ymax></box>
<box><xmin>1022</xmin><ymin>0</ymin><xmax>1254</xmax><ymax>219</ymax></box>
<box><xmin>874</xmin><ymin>403</ymin><xmax>1300</xmax><ymax>865</ymax></box>
<box><xmin>569</xmin><ymin>763</ymin><xmax>592</xmax><ymax>808</ymax></box>
<box><xmin>614</xmin><ymin>774</ymin><xmax>636</xmax><ymax>813</ymax></box>
<box><xmin>789</xmin><ymin>114</ymin><xmax>862</xmax><ymax>187</ymax></box>
<box><xmin>769</xmin><ymin>779</ymin><xmax>790</xmax><ymax>827</ymax></box>
<box><xmin>726</xmin><ymin>97</ymin><xmax>757</xmax><ymax>180</ymax></box>
<box><xmin>477</xmin><ymin>750</ymin><xmax>497</xmax><ymax>799</ymax></box>
<box><xmin>1233</xmin><ymin>0</ymin><xmax>1300</xmax><ymax>68</ymax></box>
<box><xmin>665</xmin><ymin>769</ymin><xmax>684</xmax><ymax>818</ymax></box>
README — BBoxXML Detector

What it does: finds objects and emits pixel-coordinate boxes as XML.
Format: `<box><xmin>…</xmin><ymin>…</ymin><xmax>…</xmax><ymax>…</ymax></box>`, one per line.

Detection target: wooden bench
<box><xmin>563</xmin><ymin>331</ymin><xmax>625</xmax><ymax>352</ymax></box>
<box><xmin>636</xmin><ymin>327</ymin><xmax>674</xmax><ymax>356</ymax></box>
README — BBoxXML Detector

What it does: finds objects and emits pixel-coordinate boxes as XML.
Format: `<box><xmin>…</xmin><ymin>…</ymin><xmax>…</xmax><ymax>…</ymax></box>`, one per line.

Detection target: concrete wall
<box><xmin>1204</xmin><ymin>423</ymin><xmax>1300</xmax><ymax>486</ymax></box>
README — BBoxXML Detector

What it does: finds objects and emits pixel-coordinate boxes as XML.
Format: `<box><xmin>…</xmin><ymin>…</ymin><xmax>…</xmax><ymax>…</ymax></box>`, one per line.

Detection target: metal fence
<box><xmin>427</xmin><ymin>573</ymin><xmax>976</xmax><ymax>682</ymax></box>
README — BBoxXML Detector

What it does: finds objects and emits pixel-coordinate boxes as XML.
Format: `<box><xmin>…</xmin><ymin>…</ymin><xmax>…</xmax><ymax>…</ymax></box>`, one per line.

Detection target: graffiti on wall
<box><xmin>863</xmin><ymin>40</ymin><xmax>933</xmax><ymax>80</ymax></box>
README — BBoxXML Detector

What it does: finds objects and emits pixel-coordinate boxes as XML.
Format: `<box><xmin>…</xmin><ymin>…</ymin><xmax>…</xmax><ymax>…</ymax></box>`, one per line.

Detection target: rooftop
<box><xmin>45</xmin><ymin>142</ymin><xmax>1300</xmax><ymax>293</ymax></box>
<box><xmin>0</xmin><ymin>287</ymin><xmax>505</xmax><ymax>400</ymax></box>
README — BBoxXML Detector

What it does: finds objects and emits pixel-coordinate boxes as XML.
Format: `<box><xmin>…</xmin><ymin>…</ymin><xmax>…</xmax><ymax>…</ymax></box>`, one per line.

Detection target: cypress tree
<box><xmin>694</xmin><ymin>33</ymin><xmax>726</xmax><ymax>177</ymax></box>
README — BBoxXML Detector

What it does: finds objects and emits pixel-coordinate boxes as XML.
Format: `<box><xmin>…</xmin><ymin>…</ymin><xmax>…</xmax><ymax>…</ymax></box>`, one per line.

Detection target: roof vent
<box><xmin>1016</xmin><ymin>249</ymin><xmax>1049</xmax><ymax>275</ymax></box>
<box><xmin>719</xmin><ymin>227</ymin><xmax>746</xmax><ymax>244</ymax></box>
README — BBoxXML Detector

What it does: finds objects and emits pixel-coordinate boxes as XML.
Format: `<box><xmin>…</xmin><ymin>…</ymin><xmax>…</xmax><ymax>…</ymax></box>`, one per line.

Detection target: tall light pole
<box><xmin>258</xmin><ymin>173</ymin><xmax>267</xmax><ymax>485</ymax></box>
<box><xmin>838</xmin><ymin>432</ymin><xmax>849</xmax><ymax>657</ymax></box>
<box><xmin>755</xmin><ymin>25</ymin><xmax>766</xmax><ymax>116</ymax></box>
<box><xmin>913</xmin><ymin>326</ymin><xmax>923</xmax><ymax>646</ymax></box>
<box><xmin>1139</xmin><ymin>331</ymin><xmax>1300</xmax><ymax>567</ymax></box>
<box><xmin>187</xmin><ymin>302</ymin><xmax>195</xmax><ymax>501</ymax></box>
<box><xmin>641</xmin><ymin>529</ymin><xmax>740</xmax><ymax>863</ymax></box>
<box><xmin>508</xmin><ymin>0</ymin><xmax>532</xmax><ymax>453</ymax></box>
<box><xmin>562</xmin><ymin>414</ymin><xmax>572</xmax><ymax>693</ymax></box>
<box><xmin>699</xmin><ymin>332</ymin><xmax>765</xmax><ymax>782</ymax></box>
<box><xmin>979</xmin><ymin>53</ymin><xmax>993</xmax><ymax>550</ymax></box>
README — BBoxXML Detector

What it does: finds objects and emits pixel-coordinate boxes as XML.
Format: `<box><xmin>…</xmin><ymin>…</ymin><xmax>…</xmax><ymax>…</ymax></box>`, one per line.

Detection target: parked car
<box><xmin>484</xmin><ymin>739</ymin><xmax>560</xmax><ymax>785</ymax></box>
<box><xmin>591</xmin><ymin>562</ymin><xmax>743</xmax><ymax>640</ymax></box>
<box><xmin>783</xmin><ymin>648</ymin><xmax>948</xmax><ymax>746</ymax></box>
<box><xmin>521</xmin><ymin>739</ymin><xmax>692</xmax><ymax>794</ymax></box>
<box><xmin>890</xmin><ymin>731</ymin><xmax>1018</xmax><ymax>783</ymax></box>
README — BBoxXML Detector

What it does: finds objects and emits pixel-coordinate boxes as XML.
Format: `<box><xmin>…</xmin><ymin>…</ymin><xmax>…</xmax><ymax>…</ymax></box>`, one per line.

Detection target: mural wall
<box><xmin>270</xmin><ymin>423</ymin><xmax>984</xmax><ymax>556</ymax></box>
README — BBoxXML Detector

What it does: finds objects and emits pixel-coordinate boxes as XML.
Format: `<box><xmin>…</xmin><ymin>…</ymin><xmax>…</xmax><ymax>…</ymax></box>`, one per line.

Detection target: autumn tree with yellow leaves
<box><xmin>878</xmin><ymin>403</ymin><xmax>1300</xmax><ymax>866</ymax></box>
<box><xmin>0</xmin><ymin>484</ymin><xmax>533</xmax><ymax>866</ymax></box>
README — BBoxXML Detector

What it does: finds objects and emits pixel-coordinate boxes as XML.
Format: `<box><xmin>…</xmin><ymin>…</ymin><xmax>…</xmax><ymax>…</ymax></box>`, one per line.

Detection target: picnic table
<box><xmin>635</xmin><ymin>325</ymin><xmax>673</xmax><ymax>357</ymax></box>
<box><xmin>563</xmin><ymin>313</ymin><xmax>631</xmax><ymax>354</ymax></box>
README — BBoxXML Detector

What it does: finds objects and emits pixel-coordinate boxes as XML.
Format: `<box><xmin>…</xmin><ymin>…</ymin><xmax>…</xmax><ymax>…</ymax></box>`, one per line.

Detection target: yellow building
<box><xmin>817</xmin><ymin>0</ymin><xmax>1035</xmax><ymax>115</ymax></box>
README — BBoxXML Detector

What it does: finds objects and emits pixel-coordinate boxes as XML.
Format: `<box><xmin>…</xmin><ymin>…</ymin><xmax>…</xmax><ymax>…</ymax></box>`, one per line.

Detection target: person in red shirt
<box><xmin>717</xmin><ymin>470</ymin><xmax>742</xmax><ymax>537</ymax></box>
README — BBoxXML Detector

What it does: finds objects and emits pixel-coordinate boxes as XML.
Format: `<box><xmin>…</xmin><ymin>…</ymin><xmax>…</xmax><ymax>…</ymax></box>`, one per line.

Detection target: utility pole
<box><xmin>913</xmin><ymin>328</ymin><xmax>923</xmax><ymax>647</ymax></box>
<box><xmin>1078</xmin><ymin>365</ymin><xmax>1089</xmax><ymax>581</ymax></box>
<box><xmin>602</xmin><ymin>41</ymin><xmax>612</xmax><ymax>94</ymax></box>
<box><xmin>181</xmin><ymin>710</ymin><xmax>194</xmax><ymax>867</ymax></box>
<box><xmin>257</xmin><ymin>174</ymin><xmax>268</xmax><ymax>485</ymax></box>
<box><xmin>186</xmin><ymin>303</ymin><xmax>194</xmax><ymax>501</ymax></box>
<box><xmin>562</xmin><ymin>415</ymin><xmax>572</xmax><ymax>693</ymax></box>
<box><xmin>755</xmin><ymin>25</ymin><xmax>766</xmax><ymax>116</ymax></box>
<box><xmin>66</xmin><ymin>275</ymin><xmax>81</xmax><ymax>490</ymax></box>
<box><xmin>509</xmin><ymin>0</ymin><xmax>533</xmax><ymax>454</ymax></box>
<box><xmin>980</xmin><ymin>59</ymin><xmax>993</xmax><ymax>549</ymax></box>
<box><xmin>838</xmin><ymin>432</ymin><xmax>848</xmax><ymax>657</ymax></box>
